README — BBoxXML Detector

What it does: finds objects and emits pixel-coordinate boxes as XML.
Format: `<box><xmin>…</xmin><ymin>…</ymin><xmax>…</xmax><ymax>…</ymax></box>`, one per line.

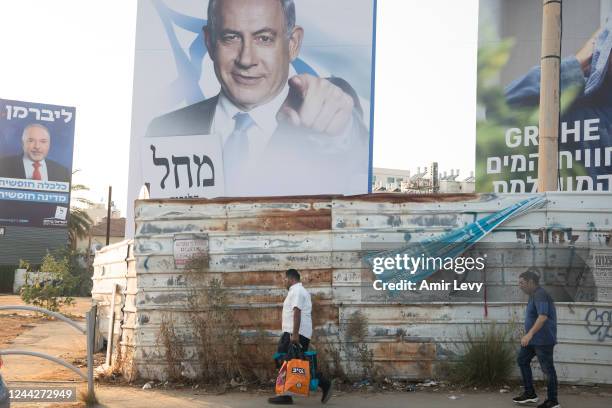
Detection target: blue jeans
<box><xmin>517</xmin><ymin>345</ymin><xmax>558</xmax><ymax>402</ymax></box>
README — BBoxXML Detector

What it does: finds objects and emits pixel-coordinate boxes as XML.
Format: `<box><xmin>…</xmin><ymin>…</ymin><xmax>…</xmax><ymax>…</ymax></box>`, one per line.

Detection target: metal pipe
<box><xmin>538</xmin><ymin>0</ymin><xmax>562</xmax><ymax>191</ymax></box>
<box><xmin>106</xmin><ymin>186</ymin><xmax>113</xmax><ymax>246</ymax></box>
<box><xmin>0</xmin><ymin>350</ymin><xmax>86</xmax><ymax>380</ymax></box>
<box><xmin>87</xmin><ymin>305</ymin><xmax>97</xmax><ymax>399</ymax></box>
<box><xmin>105</xmin><ymin>285</ymin><xmax>117</xmax><ymax>366</ymax></box>
<box><xmin>0</xmin><ymin>305</ymin><xmax>96</xmax><ymax>399</ymax></box>
<box><xmin>0</xmin><ymin>306</ymin><xmax>85</xmax><ymax>334</ymax></box>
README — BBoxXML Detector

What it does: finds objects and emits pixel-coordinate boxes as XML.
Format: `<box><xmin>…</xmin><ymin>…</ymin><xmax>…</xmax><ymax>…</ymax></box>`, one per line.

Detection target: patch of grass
<box><xmin>448</xmin><ymin>321</ymin><xmax>516</xmax><ymax>387</ymax></box>
<box><xmin>184</xmin><ymin>257</ymin><xmax>276</xmax><ymax>385</ymax></box>
<box><xmin>188</xmin><ymin>277</ymin><xmax>243</xmax><ymax>384</ymax></box>
<box><xmin>157</xmin><ymin>313</ymin><xmax>185</xmax><ymax>381</ymax></box>
<box><xmin>310</xmin><ymin>329</ymin><xmax>346</xmax><ymax>381</ymax></box>
<box><xmin>346</xmin><ymin>310</ymin><xmax>368</xmax><ymax>342</ymax></box>
<box><xmin>345</xmin><ymin>311</ymin><xmax>379</xmax><ymax>381</ymax></box>
<box><xmin>310</xmin><ymin>303</ymin><xmax>382</xmax><ymax>382</ymax></box>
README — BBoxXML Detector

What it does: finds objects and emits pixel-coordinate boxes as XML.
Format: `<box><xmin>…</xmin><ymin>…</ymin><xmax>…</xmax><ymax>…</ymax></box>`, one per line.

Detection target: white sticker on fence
<box><xmin>173</xmin><ymin>234</ymin><xmax>209</xmax><ymax>269</ymax></box>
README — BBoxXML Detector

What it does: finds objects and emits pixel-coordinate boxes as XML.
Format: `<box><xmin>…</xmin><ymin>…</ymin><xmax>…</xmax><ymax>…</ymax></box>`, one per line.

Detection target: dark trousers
<box><xmin>276</xmin><ymin>332</ymin><xmax>329</xmax><ymax>390</ymax></box>
<box><xmin>517</xmin><ymin>345</ymin><xmax>558</xmax><ymax>402</ymax></box>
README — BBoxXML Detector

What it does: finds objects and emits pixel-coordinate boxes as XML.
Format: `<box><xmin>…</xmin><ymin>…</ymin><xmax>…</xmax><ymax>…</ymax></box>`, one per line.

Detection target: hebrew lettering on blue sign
<box><xmin>0</xmin><ymin>189</ymin><xmax>69</xmax><ymax>204</ymax></box>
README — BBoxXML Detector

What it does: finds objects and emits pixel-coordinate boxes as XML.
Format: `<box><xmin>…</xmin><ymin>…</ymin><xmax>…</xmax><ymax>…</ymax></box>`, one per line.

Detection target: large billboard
<box><xmin>0</xmin><ymin>99</ymin><xmax>75</xmax><ymax>228</ymax></box>
<box><xmin>127</xmin><ymin>0</ymin><xmax>376</xmax><ymax>214</ymax></box>
<box><xmin>476</xmin><ymin>0</ymin><xmax>612</xmax><ymax>193</ymax></box>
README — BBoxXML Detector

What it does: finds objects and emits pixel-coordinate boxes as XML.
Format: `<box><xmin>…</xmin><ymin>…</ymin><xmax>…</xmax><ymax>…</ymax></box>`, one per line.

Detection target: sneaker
<box><xmin>537</xmin><ymin>400</ymin><xmax>560</xmax><ymax>408</ymax></box>
<box><xmin>321</xmin><ymin>378</ymin><xmax>334</xmax><ymax>404</ymax></box>
<box><xmin>513</xmin><ymin>392</ymin><xmax>539</xmax><ymax>404</ymax></box>
<box><xmin>268</xmin><ymin>395</ymin><xmax>293</xmax><ymax>405</ymax></box>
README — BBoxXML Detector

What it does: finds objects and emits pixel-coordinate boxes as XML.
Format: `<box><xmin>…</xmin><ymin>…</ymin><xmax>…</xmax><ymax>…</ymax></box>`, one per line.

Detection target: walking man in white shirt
<box><xmin>268</xmin><ymin>268</ymin><xmax>333</xmax><ymax>405</ymax></box>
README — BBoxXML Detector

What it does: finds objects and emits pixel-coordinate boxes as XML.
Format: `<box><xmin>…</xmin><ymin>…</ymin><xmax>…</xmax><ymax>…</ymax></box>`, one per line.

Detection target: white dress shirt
<box><xmin>212</xmin><ymin>84</ymin><xmax>357</xmax><ymax>169</ymax></box>
<box><xmin>211</xmin><ymin>81</ymin><xmax>365</xmax><ymax>196</ymax></box>
<box><xmin>22</xmin><ymin>156</ymin><xmax>48</xmax><ymax>181</ymax></box>
<box><xmin>212</xmin><ymin>86</ymin><xmax>289</xmax><ymax>173</ymax></box>
<box><xmin>282</xmin><ymin>282</ymin><xmax>313</xmax><ymax>339</ymax></box>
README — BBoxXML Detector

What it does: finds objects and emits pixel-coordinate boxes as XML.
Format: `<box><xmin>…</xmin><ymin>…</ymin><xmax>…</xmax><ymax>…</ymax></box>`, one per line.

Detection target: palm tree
<box><xmin>68</xmin><ymin>184</ymin><xmax>93</xmax><ymax>250</ymax></box>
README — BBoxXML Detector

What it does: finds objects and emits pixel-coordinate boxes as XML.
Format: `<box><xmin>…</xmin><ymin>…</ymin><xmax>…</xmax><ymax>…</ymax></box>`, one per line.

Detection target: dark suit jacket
<box><xmin>0</xmin><ymin>155</ymin><xmax>71</xmax><ymax>182</ymax></box>
<box><xmin>146</xmin><ymin>77</ymin><xmax>369</xmax><ymax>196</ymax></box>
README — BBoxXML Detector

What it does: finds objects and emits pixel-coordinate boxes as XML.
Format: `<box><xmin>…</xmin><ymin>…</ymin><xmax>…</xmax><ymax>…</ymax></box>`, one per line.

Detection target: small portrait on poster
<box><xmin>0</xmin><ymin>123</ymin><xmax>71</xmax><ymax>182</ymax></box>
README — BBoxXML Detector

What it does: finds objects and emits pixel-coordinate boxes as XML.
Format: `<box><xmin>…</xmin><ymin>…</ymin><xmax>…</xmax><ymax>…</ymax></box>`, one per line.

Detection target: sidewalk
<box><xmin>93</xmin><ymin>385</ymin><xmax>612</xmax><ymax>408</ymax></box>
<box><xmin>2</xmin><ymin>319</ymin><xmax>86</xmax><ymax>382</ymax></box>
<box><xmin>1</xmin><ymin>306</ymin><xmax>610</xmax><ymax>408</ymax></box>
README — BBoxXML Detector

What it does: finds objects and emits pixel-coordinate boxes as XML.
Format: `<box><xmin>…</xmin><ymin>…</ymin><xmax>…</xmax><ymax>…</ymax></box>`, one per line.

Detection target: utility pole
<box><xmin>538</xmin><ymin>0</ymin><xmax>562</xmax><ymax>192</ymax></box>
<box><xmin>106</xmin><ymin>186</ymin><xmax>112</xmax><ymax>246</ymax></box>
<box><xmin>85</xmin><ymin>227</ymin><xmax>93</xmax><ymax>267</ymax></box>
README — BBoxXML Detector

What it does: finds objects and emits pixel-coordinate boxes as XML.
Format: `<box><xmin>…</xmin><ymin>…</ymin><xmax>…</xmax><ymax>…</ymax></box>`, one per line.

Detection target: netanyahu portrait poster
<box><xmin>127</xmin><ymin>0</ymin><xmax>377</xmax><ymax>228</ymax></box>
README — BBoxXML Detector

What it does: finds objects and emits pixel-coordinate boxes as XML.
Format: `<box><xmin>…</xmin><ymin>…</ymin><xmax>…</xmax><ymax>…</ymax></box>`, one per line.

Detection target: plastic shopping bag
<box><xmin>283</xmin><ymin>357</ymin><xmax>311</xmax><ymax>397</ymax></box>
<box><xmin>275</xmin><ymin>344</ymin><xmax>311</xmax><ymax>397</ymax></box>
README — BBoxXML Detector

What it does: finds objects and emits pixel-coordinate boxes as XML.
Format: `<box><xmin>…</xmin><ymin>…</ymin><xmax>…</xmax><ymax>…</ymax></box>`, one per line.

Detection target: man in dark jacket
<box><xmin>512</xmin><ymin>270</ymin><xmax>559</xmax><ymax>408</ymax></box>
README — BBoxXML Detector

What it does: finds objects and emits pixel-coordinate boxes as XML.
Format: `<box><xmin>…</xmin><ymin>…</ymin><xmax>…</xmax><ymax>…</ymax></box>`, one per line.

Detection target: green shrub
<box><xmin>20</xmin><ymin>253</ymin><xmax>76</xmax><ymax>312</ymax></box>
<box><xmin>448</xmin><ymin>322</ymin><xmax>516</xmax><ymax>386</ymax></box>
<box><xmin>19</xmin><ymin>247</ymin><xmax>92</xmax><ymax>299</ymax></box>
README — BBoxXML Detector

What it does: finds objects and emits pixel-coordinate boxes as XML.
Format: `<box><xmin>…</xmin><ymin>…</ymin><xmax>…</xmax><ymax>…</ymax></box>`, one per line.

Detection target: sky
<box><xmin>0</xmin><ymin>0</ymin><xmax>479</xmax><ymax>216</ymax></box>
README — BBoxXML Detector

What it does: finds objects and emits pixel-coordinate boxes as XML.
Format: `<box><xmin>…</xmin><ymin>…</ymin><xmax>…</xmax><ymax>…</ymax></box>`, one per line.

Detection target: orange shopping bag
<box><xmin>275</xmin><ymin>344</ymin><xmax>311</xmax><ymax>397</ymax></box>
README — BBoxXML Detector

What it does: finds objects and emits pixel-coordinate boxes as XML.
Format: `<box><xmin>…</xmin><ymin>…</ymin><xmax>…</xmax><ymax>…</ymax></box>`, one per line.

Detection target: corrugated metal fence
<box><xmin>93</xmin><ymin>193</ymin><xmax>612</xmax><ymax>384</ymax></box>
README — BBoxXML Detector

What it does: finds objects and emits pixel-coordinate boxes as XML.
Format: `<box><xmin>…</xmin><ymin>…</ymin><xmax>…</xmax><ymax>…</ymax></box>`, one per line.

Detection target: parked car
<box><xmin>0</xmin><ymin>357</ymin><xmax>9</xmax><ymax>408</ymax></box>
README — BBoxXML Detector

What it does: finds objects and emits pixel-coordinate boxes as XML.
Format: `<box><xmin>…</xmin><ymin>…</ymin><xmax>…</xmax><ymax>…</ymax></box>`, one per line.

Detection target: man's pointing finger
<box><xmin>288</xmin><ymin>74</ymin><xmax>309</xmax><ymax>99</ymax></box>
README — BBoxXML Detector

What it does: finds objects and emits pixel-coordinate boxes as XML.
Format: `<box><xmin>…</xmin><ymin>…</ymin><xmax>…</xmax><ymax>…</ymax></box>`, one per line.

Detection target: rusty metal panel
<box><xmin>135</xmin><ymin>219</ymin><xmax>228</xmax><ymax>236</ymax></box>
<box><xmin>332</xmin><ymin>213</ymin><xmax>474</xmax><ymax>230</ymax></box>
<box><xmin>136</xmin><ymin>253</ymin><xmax>334</xmax><ymax>274</ymax></box>
<box><xmin>136</xmin><ymin>270</ymin><xmax>332</xmax><ymax>290</ymax></box>
<box><xmin>135</xmin><ymin>287</ymin><xmax>333</xmax><ymax>308</ymax></box>
<box><xmin>227</xmin><ymin>215</ymin><xmax>331</xmax><ymax>231</ymax></box>
<box><xmin>136</xmin><ymin>216</ymin><xmax>331</xmax><ymax>235</ymax></box>
<box><xmin>136</xmin><ymin>232</ymin><xmax>332</xmax><ymax>256</ymax></box>
<box><xmin>135</xmin><ymin>203</ymin><xmax>228</xmax><ymax>221</ymax></box>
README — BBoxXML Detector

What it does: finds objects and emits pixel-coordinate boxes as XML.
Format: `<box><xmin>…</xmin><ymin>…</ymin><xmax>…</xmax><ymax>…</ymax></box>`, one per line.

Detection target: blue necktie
<box><xmin>223</xmin><ymin>112</ymin><xmax>255</xmax><ymax>191</ymax></box>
